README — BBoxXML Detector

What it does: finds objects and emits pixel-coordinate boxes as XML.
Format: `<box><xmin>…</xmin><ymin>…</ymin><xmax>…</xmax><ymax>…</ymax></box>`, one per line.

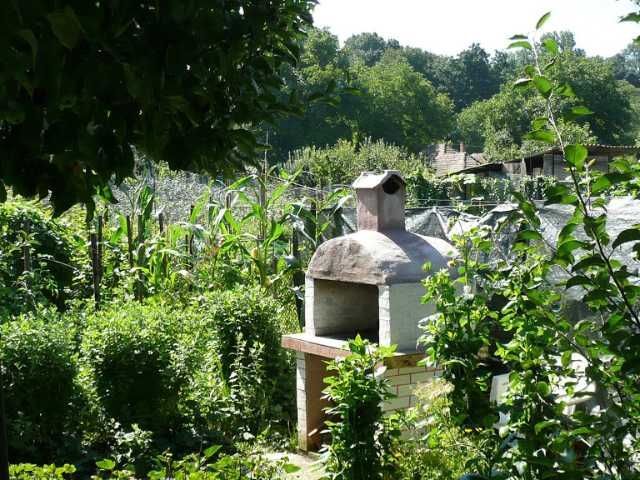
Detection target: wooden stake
<box><xmin>97</xmin><ymin>215</ymin><xmax>103</xmax><ymax>282</ymax></box>
<box><xmin>0</xmin><ymin>381</ymin><xmax>9</xmax><ymax>480</ymax></box>
<box><xmin>22</xmin><ymin>245</ymin><xmax>31</xmax><ymax>273</ymax></box>
<box><xmin>126</xmin><ymin>216</ymin><xmax>134</xmax><ymax>268</ymax></box>
<box><xmin>90</xmin><ymin>233</ymin><xmax>100</xmax><ymax>309</ymax></box>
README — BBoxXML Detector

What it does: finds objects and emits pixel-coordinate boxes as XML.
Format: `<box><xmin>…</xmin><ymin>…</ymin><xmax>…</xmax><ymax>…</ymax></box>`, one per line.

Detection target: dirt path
<box><xmin>266</xmin><ymin>451</ymin><xmax>325</xmax><ymax>479</ymax></box>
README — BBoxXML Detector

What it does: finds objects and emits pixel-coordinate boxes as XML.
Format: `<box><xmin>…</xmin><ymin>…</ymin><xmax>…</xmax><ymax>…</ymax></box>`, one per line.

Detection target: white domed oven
<box><xmin>282</xmin><ymin>171</ymin><xmax>455</xmax><ymax>451</ymax></box>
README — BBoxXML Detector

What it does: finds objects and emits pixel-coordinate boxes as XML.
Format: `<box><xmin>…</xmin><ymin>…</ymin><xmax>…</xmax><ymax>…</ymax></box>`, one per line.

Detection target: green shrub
<box><xmin>81</xmin><ymin>301</ymin><xmax>187</xmax><ymax>434</ymax></box>
<box><xmin>395</xmin><ymin>379</ymin><xmax>492</xmax><ymax>480</ymax></box>
<box><xmin>9</xmin><ymin>463</ymin><xmax>76</xmax><ymax>480</ymax></box>
<box><xmin>0</xmin><ymin>200</ymin><xmax>80</xmax><ymax>316</ymax></box>
<box><xmin>286</xmin><ymin>138</ymin><xmax>429</xmax><ymax>187</ymax></box>
<box><xmin>183</xmin><ymin>288</ymin><xmax>295</xmax><ymax>436</ymax></box>
<box><xmin>0</xmin><ymin>312</ymin><xmax>82</xmax><ymax>463</ymax></box>
<box><xmin>322</xmin><ymin>335</ymin><xmax>400</xmax><ymax>480</ymax></box>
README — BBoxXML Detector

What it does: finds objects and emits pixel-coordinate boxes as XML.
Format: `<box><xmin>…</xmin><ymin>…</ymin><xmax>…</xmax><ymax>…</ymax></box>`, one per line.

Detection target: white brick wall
<box><xmin>379</xmin><ymin>283</ymin><xmax>435</xmax><ymax>351</ymax></box>
<box><xmin>382</xmin><ymin>364</ymin><xmax>438</xmax><ymax>413</ymax></box>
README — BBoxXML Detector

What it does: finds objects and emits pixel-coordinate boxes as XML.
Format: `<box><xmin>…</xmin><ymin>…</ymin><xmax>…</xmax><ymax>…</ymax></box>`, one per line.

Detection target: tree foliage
<box><xmin>421</xmin><ymin>12</ymin><xmax>640</xmax><ymax>478</ymax></box>
<box><xmin>0</xmin><ymin>0</ymin><xmax>315</xmax><ymax>214</ymax></box>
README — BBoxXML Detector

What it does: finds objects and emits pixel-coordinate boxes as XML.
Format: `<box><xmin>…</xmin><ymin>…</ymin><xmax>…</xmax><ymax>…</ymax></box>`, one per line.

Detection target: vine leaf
<box><xmin>536</xmin><ymin>11</ymin><xmax>552</xmax><ymax>30</ymax></box>
<box><xmin>525</xmin><ymin>129</ymin><xmax>556</xmax><ymax>144</ymax></box>
<box><xmin>533</xmin><ymin>76</ymin><xmax>553</xmax><ymax>97</ymax></box>
<box><xmin>612</xmin><ymin>227</ymin><xmax>640</xmax><ymax>250</ymax></box>
<box><xmin>542</xmin><ymin>38</ymin><xmax>559</xmax><ymax>56</ymax></box>
<box><xmin>509</xmin><ymin>40</ymin><xmax>533</xmax><ymax>50</ymax></box>
<box><xmin>591</xmin><ymin>172</ymin><xmax>632</xmax><ymax>194</ymax></box>
<box><xmin>565</xmin><ymin>144</ymin><xmax>588</xmax><ymax>170</ymax></box>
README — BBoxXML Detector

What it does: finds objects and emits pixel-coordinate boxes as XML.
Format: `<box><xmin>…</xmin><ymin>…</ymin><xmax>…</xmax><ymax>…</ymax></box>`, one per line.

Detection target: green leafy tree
<box><xmin>350</xmin><ymin>55</ymin><xmax>454</xmax><ymax>151</ymax></box>
<box><xmin>445</xmin><ymin>44</ymin><xmax>501</xmax><ymax>110</ymax></box>
<box><xmin>423</xmin><ymin>11</ymin><xmax>640</xmax><ymax>478</ymax></box>
<box><xmin>611</xmin><ymin>42</ymin><xmax>640</xmax><ymax>87</ymax></box>
<box><xmin>342</xmin><ymin>32</ymin><xmax>397</xmax><ymax>67</ymax></box>
<box><xmin>0</xmin><ymin>0</ymin><xmax>314</xmax><ymax>214</ymax></box>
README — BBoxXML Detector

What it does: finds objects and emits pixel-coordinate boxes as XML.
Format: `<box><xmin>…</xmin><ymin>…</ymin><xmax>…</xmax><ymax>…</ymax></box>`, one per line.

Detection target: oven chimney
<box><xmin>352</xmin><ymin>171</ymin><xmax>406</xmax><ymax>232</ymax></box>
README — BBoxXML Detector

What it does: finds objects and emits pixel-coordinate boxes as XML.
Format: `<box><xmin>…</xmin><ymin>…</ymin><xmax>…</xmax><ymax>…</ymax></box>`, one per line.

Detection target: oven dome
<box><xmin>307</xmin><ymin>229</ymin><xmax>454</xmax><ymax>285</ymax></box>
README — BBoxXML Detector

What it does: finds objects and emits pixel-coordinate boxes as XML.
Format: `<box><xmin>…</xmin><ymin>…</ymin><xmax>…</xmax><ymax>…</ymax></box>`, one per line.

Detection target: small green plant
<box><xmin>92</xmin><ymin>445</ymin><xmax>298</xmax><ymax>480</ymax></box>
<box><xmin>9</xmin><ymin>463</ymin><xmax>76</xmax><ymax>480</ymax></box>
<box><xmin>184</xmin><ymin>288</ymin><xmax>295</xmax><ymax>436</ymax></box>
<box><xmin>322</xmin><ymin>335</ymin><xmax>400</xmax><ymax>480</ymax></box>
<box><xmin>396</xmin><ymin>379</ymin><xmax>497</xmax><ymax>480</ymax></box>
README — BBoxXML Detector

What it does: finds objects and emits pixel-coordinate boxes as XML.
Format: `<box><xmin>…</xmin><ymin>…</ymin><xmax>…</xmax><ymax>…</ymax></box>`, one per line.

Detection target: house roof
<box><xmin>447</xmin><ymin>144</ymin><xmax>639</xmax><ymax>175</ymax></box>
<box><xmin>504</xmin><ymin>144</ymin><xmax>640</xmax><ymax>164</ymax></box>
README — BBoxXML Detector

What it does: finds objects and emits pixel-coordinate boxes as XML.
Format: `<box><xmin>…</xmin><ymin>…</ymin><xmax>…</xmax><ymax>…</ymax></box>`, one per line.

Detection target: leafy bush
<box><xmin>286</xmin><ymin>138</ymin><xmax>429</xmax><ymax>187</ymax></box>
<box><xmin>396</xmin><ymin>379</ymin><xmax>494</xmax><ymax>480</ymax></box>
<box><xmin>322</xmin><ymin>335</ymin><xmax>400</xmax><ymax>480</ymax></box>
<box><xmin>9</xmin><ymin>463</ymin><xmax>76</xmax><ymax>480</ymax></box>
<box><xmin>183</xmin><ymin>288</ymin><xmax>295</xmax><ymax>435</ymax></box>
<box><xmin>0</xmin><ymin>312</ymin><xmax>83</xmax><ymax>463</ymax></box>
<box><xmin>8</xmin><ymin>446</ymin><xmax>298</xmax><ymax>480</ymax></box>
<box><xmin>80</xmin><ymin>301</ymin><xmax>187</xmax><ymax>434</ymax></box>
<box><xmin>0</xmin><ymin>200</ymin><xmax>80</xmax><ymax>316</ymax></box>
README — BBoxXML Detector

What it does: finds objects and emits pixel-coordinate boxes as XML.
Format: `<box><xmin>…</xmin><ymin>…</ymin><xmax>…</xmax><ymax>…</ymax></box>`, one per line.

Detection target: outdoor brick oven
<box><xmin>282</xmin><ymin>170</ymin><xmax>456</xmax><ymax>451</ymax></box>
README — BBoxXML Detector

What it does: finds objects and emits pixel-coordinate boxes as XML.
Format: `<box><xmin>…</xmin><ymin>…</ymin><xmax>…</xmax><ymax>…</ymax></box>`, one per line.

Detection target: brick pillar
<box><xmin>296</xmin><ymin>352</ymin><xmax>331</xmax><ymax>451</ymax></box>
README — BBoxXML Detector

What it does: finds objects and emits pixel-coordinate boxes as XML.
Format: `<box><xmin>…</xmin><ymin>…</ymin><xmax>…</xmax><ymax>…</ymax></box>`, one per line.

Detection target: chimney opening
<box><xmin>382</xmin><ymin>177</ymin><xmax>401</xmax><ymax>195</ymax></box>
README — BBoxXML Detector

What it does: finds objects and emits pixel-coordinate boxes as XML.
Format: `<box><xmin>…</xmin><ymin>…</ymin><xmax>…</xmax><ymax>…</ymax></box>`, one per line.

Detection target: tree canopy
<box><xmin>0</xmin><ymin>0</ymin><xmax>315</xmax><ymax>214</ymax></box>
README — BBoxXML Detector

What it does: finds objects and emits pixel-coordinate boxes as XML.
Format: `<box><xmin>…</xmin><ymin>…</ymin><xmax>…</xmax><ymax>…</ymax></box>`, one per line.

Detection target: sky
<box><xmin>312</xmin><ymin>0</ymin><xmax>640</xmax><ymax>58</ymax></box>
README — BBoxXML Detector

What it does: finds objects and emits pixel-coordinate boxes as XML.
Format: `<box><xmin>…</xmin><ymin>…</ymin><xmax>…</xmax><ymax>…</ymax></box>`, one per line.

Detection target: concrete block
<box><xmin>304</xmin><ymin>276</ymin><xmax>315</xmax><ymax>335</ymax></box>
<box><xmin>397</xmin><ymin>384</ymin><xmax>417</xmax><ymax>397</ymax></box>
<box><xmin>383</xmin><ymin>368</ymin><xmax>399</xmax><ymax>378</ymax></box>
<box><xmin>385</xmin><ymin>283</ymin><xmax>435</xmax><ymax>351</ymax></box>
<box><xmin>398</xmin><ymin>366</ymin><xmax>427</xmax><ymax>375</ymax></box>
<box><xmin>411</xmin><ymin>371</ymin><xmax>435</xmax><ymax>383</ymax></box>
<box><xmin>296</xmin><ymin>367</ymin><xmax>306</xmax><ymax>387</ymax></box>
<box><xmin>388</xmin><ymin>374</ymin><xmax>410</xmax><ymax>386</ymax></box>
<box><xmin>383</xmin><ymin>396</ymin><xmax>411</xmax><ymax>412</ymax></box>
<box><xmin>378</xmin><ymin>286</ymin><xmax>392</xmax><ymax>346</ymax></box>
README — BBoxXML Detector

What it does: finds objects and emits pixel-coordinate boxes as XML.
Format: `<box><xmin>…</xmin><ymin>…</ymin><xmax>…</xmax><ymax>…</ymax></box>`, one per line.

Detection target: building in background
<box><xmin>442</xmin><ymin>145</ymin><xmax>640</xmax><ymax>179</ymax></box>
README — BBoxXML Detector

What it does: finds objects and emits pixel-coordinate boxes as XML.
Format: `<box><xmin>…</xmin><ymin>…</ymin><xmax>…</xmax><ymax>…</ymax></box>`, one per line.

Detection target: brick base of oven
<box><xmin>295</xmin><ymin>351</ymin><xmax>440</xmax><ymax>452</ymax></box>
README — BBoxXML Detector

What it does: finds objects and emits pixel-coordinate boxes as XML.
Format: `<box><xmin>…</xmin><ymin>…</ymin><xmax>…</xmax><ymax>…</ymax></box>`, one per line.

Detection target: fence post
<box><xmin>90</xmin><ymin>233</ymin><xmax>100</xmax><ymax>309</ymax></box>
<box><xmin>136</xmin><ymin>215</ymin><xmax>145</xmax><ymax>301</ymax></box>
<box><xmin>126</xmin><ymin>215</ymin><xmax>134</xmax><ymax>268</ymax></box>
<box><xmin>188</xmin><ymin>205</ymin><xmax>194</xmax><ymax>258</ymax></box>
<box><xmin>0</xmin><ymin>381</ymin><xmax>8</xmax><ymax>480</ymax></box>
<box><xmin>291</xmin><ymin>229</ymin><xmax>305</xmax><ymax>329</ymax></box>
<box><xmin>22</xmin><ymin>245</ymin><xmax>31</xmax><ymax>273</ymax></box>
<box><xmin>333</xmin><ymin>206</ymin><xmax>343</xmax><ymax>237</ymax></box>
<box><xmin>97</xmin><ymin>215</ymin><xmax>103</xmax><ymax>283</ymax></box>
<box><xmin>158</xmin><ymin>212</ymin><xmax>165</xmax><ymax>234</ymax></box>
